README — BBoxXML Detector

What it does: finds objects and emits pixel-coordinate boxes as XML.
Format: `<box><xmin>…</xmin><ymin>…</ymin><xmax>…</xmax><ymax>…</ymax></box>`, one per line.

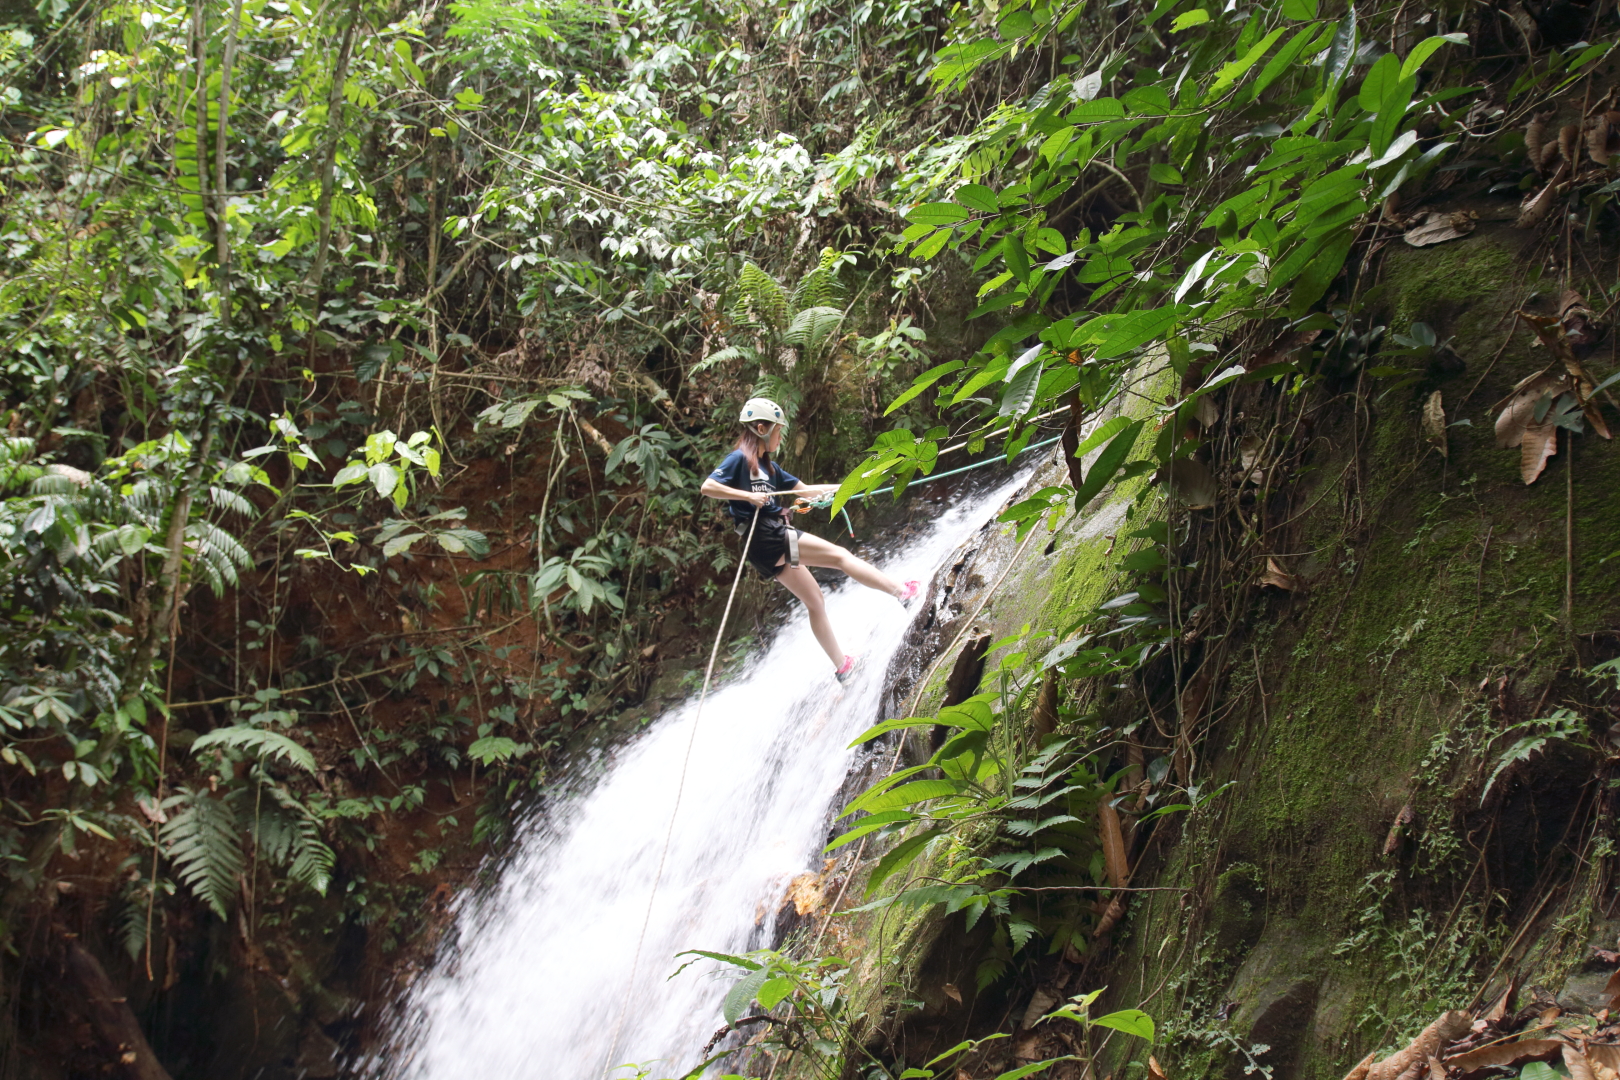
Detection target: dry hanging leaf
<box><xmin>1194</xmin><ymin>395</ymin><xmax>1220</xmax><ymax>430</ymax></box>
<box><xmin>1443</xmin><ymin>1039</ymin><xmax>1565</xmax><ymax>1073</ymax></box>
<box><xmin>1404</xmin><ymin>210</ymin><xmax>1478</xmax><ymax>247</ymax></box>
<box><xmin>1367</xmin><ymin>1012</ymin><xmax>1473</xmax><ymax>1080</ymax></box>
<box><xmin>1527</xmin><ymin>112</ymin><xmax>1550</xmax><ymax>172</ymax></box>
<box><xmin>1020</xmin><ymin>988</ymin><xmax>1058</xmax><ymax>1029</ymax></box>
<box><xmin>943</xmin><ymin>982</ymin><xmax>963</xmax><ymax>1005</ymax></box>
<box><xmin>1584</xmin><ymin>400</ymin><xmax>1613</xmax><ymax>439</ymax></box>
<box><xmin>1423</xmin><ymin>390</ymin><xmax>1448</xmax><ymax>457</ymax></box>
<box><xmin>1560</xmin><ymin>123</ymin><xmax>1582</xmax><ymax>165</ymax></box>
<box><xmin>1605</xmin><ymin>965</ymin><xmax>1620</xmax><ymax>1009</ymax></box>
<box><xmin>1259</xmin><ymin>557</ymin><xmax>1301</xmax><ymax>591</ymax></box>
<box><xmin>1383</xmin><ymin>804</ymin><xmax>1415</xmax><ymax>855</ymax></box>
<box><xmin>1159</xmin><ymin>458</ymin><xmax>1218</xmax><ymax>509</ymax></box>
<box><xmin>1098</xmin><ymin>799</ymin><xmax>1130</xmax><ymax>888</ymax></box>
<box><xmin>1589</xmin><ymin>114</ymin><xmax>1612</xmax><ymax>165</ymax></box>
<box><xmin>1521</xmin><ymin>419</ymin><xmax>1558</xmax><ymax>484</ymax></box>
<box><xmin>1238</xmin><ymin>436</ymin><xmax>1266</xmax><ymax>483</ymax></box>
<box><xmin>1559</xmin><ymin>289</ymin><xmax>1607</xmax><ymax>360</ymax></box>
<box><xmin>1494</xmin><ymin>370</ymin><xmax>1565</xmax><ymax>447</ymax></box>
<box><xmin>1149</xmin><ymin>1057</ymin><xmax>1170</xmax><ymax>1080</ymax></box>
<box><xmin>1516</xmin><ymin>162</ymin><xmax>1568</xmax><ymax>228</ymax></box>
<box><xmin>1092</xmin><ymin>894</ymin><xmax>1127</xmax><ymax>938</ymax></box>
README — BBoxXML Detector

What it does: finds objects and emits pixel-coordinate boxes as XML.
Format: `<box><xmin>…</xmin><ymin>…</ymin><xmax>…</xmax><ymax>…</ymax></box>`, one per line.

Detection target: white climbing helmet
<box><xmin>738</xmin><ymin>397</ymin><xmax>787</xmax><ymax>429</ymax></box>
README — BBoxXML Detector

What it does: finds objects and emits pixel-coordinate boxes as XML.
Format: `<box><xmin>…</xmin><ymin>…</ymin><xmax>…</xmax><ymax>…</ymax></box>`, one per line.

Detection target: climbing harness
<box><xmin>604</xmin><ymin>504</ymin><xmax>763</xmax><ymax>1076</ymax></box>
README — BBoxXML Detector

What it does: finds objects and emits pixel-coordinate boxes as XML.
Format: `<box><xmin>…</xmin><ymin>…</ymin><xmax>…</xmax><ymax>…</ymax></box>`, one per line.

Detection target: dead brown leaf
<box><xmin>1383</xmin><ymin>804</ymin><xmax>1415</xmax><ymax>855</ymax></box>
<box><xmin>943</xmin><ymin>982</ymin><xmax>963</xmax><ymax>1005</ymax></box>
<box><xmin>1194</xmin><ymin>395</ymin><xmax>1220</xmax><ymax>430</ymax></box>
<box><xmin>1368</xmin><ymin>1012</ymin><xmax>1473</xmax><ymax>1080</ymax></box>
<box><xmin>1092</xmin><ymin>894</ymin><xmax>1127</xmax><ymax>938</ymax></box>
<box><xmin>1443</xmin><ymin>1039</ymin><xmax>1565</xmax><ymax>1074</ymax></box>
<box><xmin>1486</xmin><ymin>974</ymin><xmax>1522</xmax><ymax>1021</ymax></box>
<box><xmin>1559</xmin><ymin>290</ymin><xmax>1607</xmax><ymax>359</ymax></box>
<box><xmin>1159</xmin><ymin>458</ymin><xmax>1217</xmax><ymax>509</ymax></box>
<box><xmin>1494</xmin><ymin>370</ymin><xmax>1565</xmax><ymax>448</ymax></box>
<box><xmin>1343</xmin><ymin>1051</ymin><xmax>1378</xmax><ymax>1080</ymax></box>
<box><xmin>1587</xmin><ymin>1046</ymin><xmax>1620</xmax><ymax>1080</ymax></box>
<box><xmin>1019</xmin><ymin>988</ymin><xmax>1058</xmax><ymax>1030</ymax></box>
<box><xmin>1527</xmin><ymin>112</ymin><xmax>1550</xmax><ymax>172</ymax></box>
<box><xmin>1098</xmin><ymin>799</ymin><xmax>1130</xmax><ymax>889</ymax></box>
<box><xmin>1426</xmin><ymin>1056</ymin><xmax>1446</xmax><ymax>1080</ymax></box>
<box><xmin>1404</xmin><ymin>210</ymin><xmax>1478</xmax><ymax>247</ymax></box>
<box><xmin>1568</xmin><ymin>1048</ymin><xmax>1600</xmax><ymax>1080</ymax></box>
<box><xmin>1248</xmin><ymin>327</ymin><xmax>1323</xmax><ymax>371</ymax></box>
<box><xmin>1589</xmin><ymin>115</ymin><xmax>1611</xmax><ymax>166</ymax></box>
<box><xmin>1423</xmin><ymin>390</ymin><xmax>1447</xmax><ymax>457</ymax></box>
<box><xmin>1148</xmin><ymin>1056</ymin><xmax>1169</xmax><ymax>1080</ymax></box>
<box><xmin>1585</xmin><ymin>400</ymin><xmax>1613</xmax><ymax>440</ymax></box>
<box><xmin>1560</xmin><ymin>123</ymin><xmax>1582</xmax><ymax>165</ymax></box>
<box><xmin>1520</xmin><ymin>420</ymin><xmax>1558</xmax><ymax>484</ymax></box>
<box><xmin>1605</xmin><ymin>965</ymin><xmax>1620</xmax><ymax>1009</ymax></box>
<box><xmin>1238</xmin><ymin>436</ymin><xmax>1265</xmax><ymax>484</ymax></box>
<box><xmin>1259</xmin><ymin>557</ymin><xmax>1301</xmax><ymax>591</ymax></box>
<box><xmin>1516</xmin><ymin>162</ymin><xmax>1568</xmax><ymax>228</ymax></box>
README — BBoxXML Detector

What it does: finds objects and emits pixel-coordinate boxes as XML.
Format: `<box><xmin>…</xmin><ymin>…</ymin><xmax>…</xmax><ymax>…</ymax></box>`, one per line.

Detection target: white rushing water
<box><xmin>374</xmin><ymin>468</ymin><xmax>1034</xmax><ymax>1080</ymax></box>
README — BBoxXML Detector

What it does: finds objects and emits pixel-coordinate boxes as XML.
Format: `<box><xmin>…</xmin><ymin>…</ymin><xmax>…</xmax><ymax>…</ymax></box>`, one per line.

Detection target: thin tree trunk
<box><xmin>192</xmin><ymin>0</ymin><xmax>209</xmax><ymax>222</ymax></box>
<box><xmin>305</xmin><ymin>6</ymin><xmax>360</xmax><ymax>296</ymax></box>
<box><xmin>213</xmin><ymin>0</ymin><xmax>245</xmax><ymax>273</ymax></box>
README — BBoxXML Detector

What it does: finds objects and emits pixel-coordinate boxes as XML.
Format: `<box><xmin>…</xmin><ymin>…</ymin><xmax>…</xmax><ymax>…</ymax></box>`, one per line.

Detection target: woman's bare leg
<box><xmin>775</xmin><ymin>564</ymin><xmax>844</xmax><ymax>666</ymax></box>
<box><xmin>794</xmin><ymin>532</ymin><xmax>905</xmax><ymax>597</ymax></box>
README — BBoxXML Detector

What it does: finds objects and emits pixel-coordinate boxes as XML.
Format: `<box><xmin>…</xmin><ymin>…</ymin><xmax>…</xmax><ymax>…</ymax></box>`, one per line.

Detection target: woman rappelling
<box><xmin>699</xmin><ymin>397</ymin><xmax>919</xmax><ymax>682</ymax></box>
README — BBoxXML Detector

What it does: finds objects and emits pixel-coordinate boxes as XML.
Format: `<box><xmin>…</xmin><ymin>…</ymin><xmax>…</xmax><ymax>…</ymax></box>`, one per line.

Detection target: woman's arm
<box><xmin>787</xmin><ymin>481</ymin><xmax>839</xmax><ymax>496</ymax></box>
<box><xmin>700</xmin><ymin>477</ymin><xmax>773</xmax><ymax>506</ymax></box>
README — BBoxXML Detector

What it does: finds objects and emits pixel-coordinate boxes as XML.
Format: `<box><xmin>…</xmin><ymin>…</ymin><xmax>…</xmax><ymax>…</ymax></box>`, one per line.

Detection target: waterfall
<box><xmin>371</xmin><ymin>468</ymin><xmax>1036</xmax><ymax>1080</ymax></box>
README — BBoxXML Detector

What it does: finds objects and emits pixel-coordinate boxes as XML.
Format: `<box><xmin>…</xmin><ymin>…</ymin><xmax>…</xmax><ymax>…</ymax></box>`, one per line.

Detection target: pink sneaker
<box><xmin>897</xmin><ymin>580</ymin><xmax>921</xmax><ymax>606</ymax></box>
<box><xmin>835</xmin><ymin>654</ymin><xmax>858</xmax><ymax>683</ymax></box>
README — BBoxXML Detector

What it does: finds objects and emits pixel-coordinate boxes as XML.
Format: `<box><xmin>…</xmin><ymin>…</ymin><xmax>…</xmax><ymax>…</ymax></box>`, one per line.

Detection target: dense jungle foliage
<box><xmin>3</xmin><ymin>0</ymin><xmax>1620</xmax><ymax>1072</ymax></box>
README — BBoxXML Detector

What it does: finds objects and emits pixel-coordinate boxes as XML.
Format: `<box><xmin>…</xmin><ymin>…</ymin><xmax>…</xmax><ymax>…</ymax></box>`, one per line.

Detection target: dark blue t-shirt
<box><xmin>709</xmin><ymin>450</ymin><xmax>800</xmax><ymax>526</ymax></box>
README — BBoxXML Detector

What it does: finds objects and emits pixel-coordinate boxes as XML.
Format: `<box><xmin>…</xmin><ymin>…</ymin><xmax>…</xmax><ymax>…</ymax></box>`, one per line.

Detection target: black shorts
<box><xmin>736</xmin><ymin>514</ymin><xmax>800</xmax><ymax>580</ymax></box>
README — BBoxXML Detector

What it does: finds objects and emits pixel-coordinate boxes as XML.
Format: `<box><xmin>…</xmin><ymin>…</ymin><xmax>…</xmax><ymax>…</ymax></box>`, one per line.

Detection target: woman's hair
<box><xmin>734</xmin><ymin>423</ymin><xmax>773</xmax><ymax>474</ymax></box>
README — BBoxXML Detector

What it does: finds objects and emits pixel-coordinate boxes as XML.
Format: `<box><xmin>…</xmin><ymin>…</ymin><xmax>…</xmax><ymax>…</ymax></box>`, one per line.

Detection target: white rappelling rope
<box><xmin>602</xmin><ymin>503</ymin><xmax>763</xmax><ymax>1078</ymax></box>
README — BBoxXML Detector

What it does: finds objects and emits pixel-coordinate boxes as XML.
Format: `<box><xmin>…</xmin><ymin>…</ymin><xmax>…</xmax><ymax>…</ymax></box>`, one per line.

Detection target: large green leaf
<box><xmin>1092</xmin><ymin>1008</ymin><xmax>1156</xmax><ymax>1039</ymax></box>
<box><xmin>864</xmin><ymin>827</ymin><xmax>945</xmax><ymax>897</ymax></box>
<box><xmin>907</xmin><ymin>202</ymin><xmax>971</xmax><ymax>226</ymax></box>
<box><xmin>1071</xmin><ymin>419</ymin><xmax>1143</xmax><ymax>509</ymax></box>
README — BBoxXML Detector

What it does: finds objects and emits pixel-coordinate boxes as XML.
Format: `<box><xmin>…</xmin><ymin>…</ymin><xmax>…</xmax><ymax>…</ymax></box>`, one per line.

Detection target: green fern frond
<box><xmin>736</xmin><ymin>262</ymin><xmax>789</xmax><ymax>333</ymax></box>
<box><xmin>161</xmin><ymin>788</ymin><xmax>243</xmax><ymax>919</ymax></box>
<box><xmin>242</xmin><ymin>787</ymin><xmax>334</xmax><ymax>895</ymax></box>
<box><xmin>186</xmin><ymin>520</ymin><xmax>251</xmax><ymax>596</ymax></box>
<box><xmin>192</xmin><ymin>725</ymin><xmax>317</xmax><ymax>773</ymax></box>
<box><xmin>117</xmin><ymin>877</ymin><xmax>161</xmax><ymax>961</ymax></box>
<box><xmin>690</xmin><ymin>344</ymin><xmax>758</xmax><ymax>374</ymax></box>
<box><xmin>287</xmin><ymin>815</ymin><xmax>334</xmax><ymax>895</ymax></box>
<box><xmin>208</xmin><ymin>485</ymin><xmax>255</xmax><ymax>517</ymax></box>
<box><xmin>793</xmin><ymin>254</ymin><xmax>845</xmax><ymax>311</ymax></box>
<box><xmin>783</xmin><ymin>306</ymin><xmax>845</xmax><ymax>354</ymax></box>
